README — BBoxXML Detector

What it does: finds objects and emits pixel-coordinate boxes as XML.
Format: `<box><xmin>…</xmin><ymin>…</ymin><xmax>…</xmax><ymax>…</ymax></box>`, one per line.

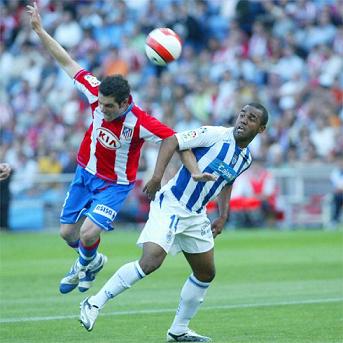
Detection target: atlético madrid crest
<box><xmin>121</xmin><ymin>126</ymin><xmax>133</xmax><ymax>140</ymax></box>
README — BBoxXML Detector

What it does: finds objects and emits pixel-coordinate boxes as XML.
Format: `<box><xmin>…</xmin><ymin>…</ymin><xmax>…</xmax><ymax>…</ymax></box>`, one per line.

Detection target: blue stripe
<box><xmin>134</xmin><ymin>264</ymin><xmax>144</xmax><ymax>279</ymax></box>
<box><xmin>237</xmin><ymin>148</ymin><xmax>251</xmax><ymax>174</ymax></box>
<box><xmin>171</xmin><ymin>146</ymin><xmax>212</xmax><ymax>200</ymax></box>
<box><xmin>188</xmin><ymin>275</ymin><xmax>210</xmax><ymax>289</ymax></box>
<box><xmin>187</xmin><ymin>143</ymin><xmax>230</xmax><ymax>212</ymax></box>
<box><xmin>197</xmin><ymin>177</ymin><xmax>226</xmax><ymax>213</ymax></box>
<box><xmin>159</xmin><ymin>193</ymin><xmax>164</xmax><ymax>208</ymax></box>
<box><xmin>197</xmin><ymin>148</ymin><xmax>251</xmax><ymax>213</ymax></box>
<box><xmin>192</xmin><ymin>146</ymin><xmax>213</xmax><ymax>161</ymax></box>
<box><xmin>171</xmin><ymin>166</ymin><xmax>191</xmax><ymax>200</ymax></box>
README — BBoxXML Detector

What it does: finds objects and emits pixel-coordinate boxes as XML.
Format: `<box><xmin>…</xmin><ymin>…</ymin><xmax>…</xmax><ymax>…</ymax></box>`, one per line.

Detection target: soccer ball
<box><xmin>145</xmin><ymin>28</ymin><xmax>182</xmax><ymax>66</ymax></box>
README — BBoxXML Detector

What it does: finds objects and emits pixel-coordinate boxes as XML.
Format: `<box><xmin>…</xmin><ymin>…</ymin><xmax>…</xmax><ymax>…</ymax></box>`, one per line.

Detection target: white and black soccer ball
<box><xmin>145</xmin><ymin>28</ymin><xmax>182</xmax><ymax>66</ymax></box>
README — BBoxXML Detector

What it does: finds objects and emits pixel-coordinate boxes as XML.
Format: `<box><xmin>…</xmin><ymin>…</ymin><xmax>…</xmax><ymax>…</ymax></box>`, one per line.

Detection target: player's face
<box><xmin>98</xmin><ymin>93</ymin><xmax>123</xmax><ymax>121</ymax></box>
<box><xmin>233</xmin><ymin>105</ymin><xmax>266</xmax><ymax>146</ymax></box>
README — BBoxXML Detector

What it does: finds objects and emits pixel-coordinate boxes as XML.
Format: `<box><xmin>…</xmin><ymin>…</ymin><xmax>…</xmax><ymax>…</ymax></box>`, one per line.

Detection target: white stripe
<box><xmin>74</xmin><ymin>79</ymin><xmax>98</xmax><ymax>104</ymax></box>
<box><xmin>1</xmin><ymin>297</ymin><xmax>341</xmax><ymax>324</ymax></box>
<box><xmin>139</xmin><ymin>125</ymin><xmax>163</xmax><ymax>143</ymax></box>
<box><xmin>78</xmin><ymin>249</ymin><xmax>95</xmax><ymax>261</ymax></box>
<box><xmin>86</xmin><ymin>108</ymin><xmax>103</xmax><ymax>174</ymax></box>
<box><xmin>178</xmin><ymin>144</ymin><xmax>222</xmax><ymax>208</ymax></box>
<box><xmin>115</xmin><ymin>114</ymin><xmax>137</xmax><ymax>183</ymax></box>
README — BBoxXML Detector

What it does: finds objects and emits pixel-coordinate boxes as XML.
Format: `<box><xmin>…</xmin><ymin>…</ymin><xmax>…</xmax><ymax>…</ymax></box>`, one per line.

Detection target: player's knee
<box><xmin>60</xmin><ymin>224</ymin><xmax>74</xmax><ymax>242</ymax></box>
<box><xmin>80</xmin><ymin>230</ymin><xmax>99</xmax><ymax>246</ymax></box>
<box><xmin>194</xmin><ymin>268</ymin><xmax>216</xmax><ymax>283</ymax></box>
<box><xmin>139</xmin><ymin>256</ymin><xmax>163</xmax><ymax>275</ymax></box>
<box><xmin>80</xmin><ymin>221</ymin><xmax>101</xmax><ymax>246</ymax></box>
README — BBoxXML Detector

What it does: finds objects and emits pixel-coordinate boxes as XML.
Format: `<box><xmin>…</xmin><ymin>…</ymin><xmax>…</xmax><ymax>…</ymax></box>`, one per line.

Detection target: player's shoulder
<box><xmin>74</xmin><ymin>69</ymin><xmax>100</xmax><ymax>84</ymax></box>
<box><xmin>203</xmin><ymin>125</ymin><xmax>232</xmax><ymax>139</ymax></box>
<box><xmin>131</xmin><ymin>104</ymin><xmax>167</xmax><ymax>126</ymax></box>
<box><xmin>131</xmin><ymin>103</ymin><xmax>151</xmax><ymax>119</ymax></box>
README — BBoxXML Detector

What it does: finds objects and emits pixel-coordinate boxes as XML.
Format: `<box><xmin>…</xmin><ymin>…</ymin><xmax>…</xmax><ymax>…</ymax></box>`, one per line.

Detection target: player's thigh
<box><xmin>137</xmin><ymin>198</ymin><xmax>180</xmax><ymax>253</ymax></box>
<box><xmin>183</xmin><ymin>248</ymin><xmax>216</xmax><ymax>282</ymax></box>
<box><xmin>60</xmin><ymin>169</ymin><xmax>92</xmax><ymax>224</ymax></box>
<box><xmin>86</xmin><ymin>183</ymin><xmax>134</xmax><ymax>231</ymax></box>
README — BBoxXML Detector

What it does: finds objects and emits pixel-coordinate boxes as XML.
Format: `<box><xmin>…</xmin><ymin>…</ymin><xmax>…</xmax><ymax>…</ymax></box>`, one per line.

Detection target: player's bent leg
<box><xmin>78</xmin><ymin>218</ymin><xmax>107</xmax><ymax>292</ymax></box>
<box><xmin>167</xmin><ymin>249</ymin><xmax>215</xmax><ymax>341</ymax></box>
<box><xmin>80</xmin><ymin>242</ymin><xmax>166</xmax><ymax>331</ymax></box>
<box><xmin>139</xmin><ymin>242</ymin><xmax>167</xmax><ymax>275</ymax></box>
<box><xmin>60</xmin><ymin>223</ymin><xmax>80</xmax><ymax>251</ymax></box>
<box><xmin>59</xmin><ymin>223</ymin><xmax>83</xmax><ymax>294</ymax></box>
<box><xmin>80</xmin><ymin>259</ymin><xmax>146</xmax><ymax>331</ymax></box>
<box><xmin>59</xmin><ymin>257</ymin><xmax>86</xmax><ymax>294</ymax></box>
<box><xmin>183</xmin><ymin>249</ymin><xmax>216</xmax><ymax>283</ymax></box>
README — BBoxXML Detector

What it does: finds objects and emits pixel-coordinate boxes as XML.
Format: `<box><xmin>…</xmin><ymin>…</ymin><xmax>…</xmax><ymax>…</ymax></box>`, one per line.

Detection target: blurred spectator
<box><xmin>330</xmin><ymin>155</ymin><xmax>343</xmax><ymax>226</ymax></box>
<box><xmin>0</xmin><ymin>163</ymin><xmax>11</xmax><ymax>181</ymax></box>
<box><xmin>1</xmin><ymin>0</ymin><xmax>342</xmax><ymax>225</ymax></box>
<box><xmin>0</xmin><ymin>168</ymin><xmax>12</xmax><ymax>230</ymax></box>
<box><xmin>229</xmin><ymin>159</ymin><xmax>280</xmax><ymax>228</ymax></box>
<box><xmin>0</xmin><ymin>162</ymin><xmax>12</xmax><ymax>230</ymax></box>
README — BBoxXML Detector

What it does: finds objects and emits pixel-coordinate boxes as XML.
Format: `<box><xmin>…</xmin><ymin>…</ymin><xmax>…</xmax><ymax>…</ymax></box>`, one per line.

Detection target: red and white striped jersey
<box><xmin>73</xmin><ymin>69</ymin><xmax>174</xmax><ymax>184</ymax></box>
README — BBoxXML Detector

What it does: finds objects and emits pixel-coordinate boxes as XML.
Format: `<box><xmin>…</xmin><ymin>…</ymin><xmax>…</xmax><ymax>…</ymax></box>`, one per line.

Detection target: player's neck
<box><xmin>235</xmin><ymin>138</ymin><xmax>250</xmax><ymax>149</ymax></box>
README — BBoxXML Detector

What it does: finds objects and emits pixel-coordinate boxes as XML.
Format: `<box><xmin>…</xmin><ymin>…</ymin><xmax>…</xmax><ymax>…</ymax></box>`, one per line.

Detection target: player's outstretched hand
<box><xmin>211</xmin><ymin>216</ymin><xmax>227</xmax><ymax>238</ymax></box>
<box><xmin>0</xmin><ymin>163</ymin><xmax>11</xmax><ymax>181</ymax></box>
<box><xmin>143</xmin><ymin>177</ymin><xmax>161</xmax><ymax>201</ymax></box>
<box><xmin>191</xmin><ymin>173</ymin><xmax>217</xmax><ymax>182</ymax></box>
<box><xmin>26</xmin><ymin>2</ymin><xmax>42</xmax><ymax>32</ymax></box>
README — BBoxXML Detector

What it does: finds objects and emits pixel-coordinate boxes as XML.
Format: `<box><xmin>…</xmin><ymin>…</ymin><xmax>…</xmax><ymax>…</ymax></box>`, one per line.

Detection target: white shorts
<box><xmin>137</xmin><ymin>190</ymin><xmax>214</xmax><ymax>255</ymax></box>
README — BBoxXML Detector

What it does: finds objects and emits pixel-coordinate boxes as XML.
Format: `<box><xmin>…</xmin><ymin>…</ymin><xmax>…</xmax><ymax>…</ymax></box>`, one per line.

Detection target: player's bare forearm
<box><xmin>180</xmin><ymin>149</ymin><xmax>200</xmax><ymax>175</ymax></box>
<box><xmin>217</xmin><ymin>184</ymin><xmax>232</xmax><ymax>220</ymax></box>
<box><xmin>26</xmin><ymin>2</ymin><xmax>81</xmax><ymax>78</ymax></box>
<box><xmin>151</xmin><ymin>135</ymin><xmax>179</xmax><ymax>181</ymax></box>
<box><xmin>143</xmin><ymin>135</ymin><xmax>178</xmax><ymax>199</ymax></box>
<box><xmin>211</xmin><ymin>184</ymin><xmax>232</xmax><ymax>238</ymax></box>
<box><xmin>180</xmin><ymin>150</ymin><xmax>216</xmax><ymax>182</ymax></box>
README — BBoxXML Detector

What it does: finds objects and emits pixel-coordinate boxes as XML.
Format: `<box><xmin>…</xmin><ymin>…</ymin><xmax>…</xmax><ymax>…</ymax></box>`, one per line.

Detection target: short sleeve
<box><xmin>175</xmin><ymin>126</ymin><xmax>228</xmax><ymax>150</ymax></box>
<box><xmin>137</xmin><ymin>108</ymin><xmax>175</xmax><ymax>143</ymax></box>
<box><xmin>73</xmin><ymin>69</ymin><xmax>100</xmax><ymax>104</ymax></box>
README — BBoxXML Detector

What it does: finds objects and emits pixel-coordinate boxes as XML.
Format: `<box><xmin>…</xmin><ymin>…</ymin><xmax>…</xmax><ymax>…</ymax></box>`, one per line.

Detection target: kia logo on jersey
<box><xmin>96</xmin><ymin>128</ymin><xmax>121</xmax><ymax>150</ymax></box>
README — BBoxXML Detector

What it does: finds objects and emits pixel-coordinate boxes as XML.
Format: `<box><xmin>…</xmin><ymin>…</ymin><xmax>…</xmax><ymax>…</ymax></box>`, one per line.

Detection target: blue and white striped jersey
<box><xmin>162</xmin><ymin>126</ymin><xmax>253</xmax><ymax>213</ymax></box>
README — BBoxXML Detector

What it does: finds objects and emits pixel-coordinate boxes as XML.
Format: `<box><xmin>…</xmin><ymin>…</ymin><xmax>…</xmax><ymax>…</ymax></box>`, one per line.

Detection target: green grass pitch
<box><xmin>0</xmin><ymin>228</ymin><xmax>342</xmax><ymax>343</ymax></box>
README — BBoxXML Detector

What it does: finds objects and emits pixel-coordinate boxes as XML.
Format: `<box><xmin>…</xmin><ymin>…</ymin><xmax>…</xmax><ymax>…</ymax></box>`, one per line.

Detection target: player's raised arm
<box><xmin>26</xmin><ymin>2</ymin><xmax>82</xmax><ymax>78</ymax></box>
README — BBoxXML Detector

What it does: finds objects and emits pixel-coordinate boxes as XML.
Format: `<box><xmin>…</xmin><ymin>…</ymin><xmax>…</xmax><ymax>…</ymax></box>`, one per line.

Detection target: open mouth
<box><xmin>236</xmin><ymin>125</ymin><xmax>245</xmax><ymax>133</ymax></box>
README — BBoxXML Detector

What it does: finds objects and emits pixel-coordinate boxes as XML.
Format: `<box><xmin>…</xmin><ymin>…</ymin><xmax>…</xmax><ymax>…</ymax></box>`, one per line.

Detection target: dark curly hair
<box><xmin>99</xmin><ymin>75</ymin><xmax>130</xmax><ymax>104</ymax></box>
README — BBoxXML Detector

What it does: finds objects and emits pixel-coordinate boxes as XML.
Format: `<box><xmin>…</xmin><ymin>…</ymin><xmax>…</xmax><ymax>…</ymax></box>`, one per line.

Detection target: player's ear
<box><xmin>258</xmin><ymin>125</ymin><xmax>266</xmax><ymax>133</ymax></box>
<box><xmin>119</xmin><ymin>98</ymin><xmax>129</xmax><ymax>109</ymax></box>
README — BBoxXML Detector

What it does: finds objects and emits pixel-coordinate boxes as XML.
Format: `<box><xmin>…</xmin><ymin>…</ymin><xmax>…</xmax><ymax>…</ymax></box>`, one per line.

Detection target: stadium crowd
<box><xmin>1</xmin><ymin>0</ymin><xmax>342</xmax><ymax>224</ymax></box>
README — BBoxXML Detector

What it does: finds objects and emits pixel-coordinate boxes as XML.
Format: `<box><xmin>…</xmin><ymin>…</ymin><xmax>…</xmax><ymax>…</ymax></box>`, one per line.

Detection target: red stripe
<box><xmin>96</xmin><ymin>118</ymin><xmax>124</xmax><ymax>182</ymax></box>
<box><xmin>77</xmin><ymin>123</ymin><xmax>93</xmax><ymax>168</ymax></box>
<box><xmin>80</xmin><ymin>238</ymin><xmax>100</xmax><ymax>251</ymax></box>
<box><xmin>159</xmin><ymin>28</ymin><xmax>182</xmax><ymax>45</ymax></box>
<box><xmin>75</xmin><ymin>70</ymin><xmax>98</xmax><ymax>97</ymax></box>
<box><xmin>146</xmin><ymin>37</ymin><xmax>175</xmax><ymax>63</ymax></box>
<box><xmin>126</xmin><ymin>122</ymin><xmax>144</xmax><ymax>183</ymax></box>
<box><xmin>73</xmin><ymin>69</ymin><xmax>85</xmax><ymax>79</ymax></box>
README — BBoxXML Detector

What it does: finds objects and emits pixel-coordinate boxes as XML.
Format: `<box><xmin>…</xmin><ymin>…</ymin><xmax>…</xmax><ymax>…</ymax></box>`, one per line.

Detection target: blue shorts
<box><xmin>60</xmin><ymin>166</ymin><xmax>134</xmax><ymax>231</ymax></box>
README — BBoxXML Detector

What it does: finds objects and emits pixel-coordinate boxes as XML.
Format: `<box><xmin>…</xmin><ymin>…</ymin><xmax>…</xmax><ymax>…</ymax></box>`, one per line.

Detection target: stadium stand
<box><xmin>1</xmin><ymin>0</ymin><xmax>342</xmax><ymax>229</ymax></box>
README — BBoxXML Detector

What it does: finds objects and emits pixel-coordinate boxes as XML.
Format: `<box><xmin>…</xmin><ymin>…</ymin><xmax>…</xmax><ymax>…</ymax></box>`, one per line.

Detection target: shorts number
<box><xmin>169</xmin><ymin>214</ymin><xmax>179</xmax><ymax>231</ymax></box>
